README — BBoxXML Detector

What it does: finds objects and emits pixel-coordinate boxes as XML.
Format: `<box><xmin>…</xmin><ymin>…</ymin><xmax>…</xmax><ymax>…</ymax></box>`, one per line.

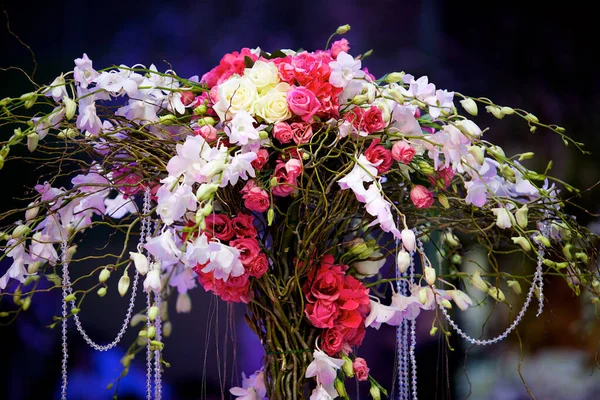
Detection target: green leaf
<box><xmin>267</xmin><ymin>49</ymin><xmax>287</xmax><ymax>60</ymax></box>
<box><xmin>244</xmin><ymin>56</ymin><xmax>255</xmax><ymax>68</ymax></box>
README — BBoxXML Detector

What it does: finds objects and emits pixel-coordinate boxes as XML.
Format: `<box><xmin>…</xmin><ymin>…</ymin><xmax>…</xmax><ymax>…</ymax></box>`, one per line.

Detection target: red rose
<box><xmin>196</xmin><ymin>270</ymin><xmax>251</xmax><ymax>304</ymax></box>
<box><xmin>338</xmin><ymin>275</ymin><xmax>370</xmax><ymax>312</ymax></box>
<box><xmin>230</xmin><ymin>237</ymin><xmax>261</xmax><ymax>266</ymax></box>
<box><xmin>247</xmin><ymin>253</ymin><xmax>269</xmax><ymax>278</ymax></box>
<box><xmin>251</xmin><ymin>149</ymin><xmax>269</xmax><ymax>171</ymax></box>
<box><xmin>341</xmin><ymin>323</ymin><xmax>366</xmax><ymax>348</ymax></box>
<box><xmin>391</xmin><ymin>141</ymin><xmax>416</xmax><ymax>164</ymax></box>
<box><xmin>307</xmin><ymin>267</ymin><xmax>344</xmax><ymax>303</ymax></box>
<box><xmin>201</xmin><ymin>48</ymin><xmax>259</xmax><ymax>88</ymax></box>
<box><xmin>231</xmin><ymin>213</ymin><xmax>257</xmax><ymax>238</ymax></box>
<box><xmin>337</xmin><ymin>309</ymin><xmax>363</xmax><ymax>329</ymax></box>
<box><xmin>180</xmin><ymin>90</ymin><xmax>195</xmax><ymax>106</ymax></box>
<box><xmin>204</xmin><ymin>213</ymin><xmax>234</xmax><ymax>241</ymax></box>
<box><xmin>410</xmin><ymin>185</ymin><xmax>434</xmax><ymax>209</ymax></box>
<box><xmin>273</xmin><ymin>122</ymin><xmax>294</xmax><ymax>144</ymax></box>
<box><xmin>291</xmin><ymin>122</ymin><xmax>313</xmax><ymax>144</ymax></box>
<box><xmin>362</xmin><ymin>106</ymin><xmax>386</xmax><ymax>133</ymax></box>
<box><xmin>241</xmin><ymin>181</ymin><xmax>270</xmax><ymax>213</ymax></box>
<box><xmin>353</xmin><ymin>357</ymin><xmax>370</xmax><ymax>382</ymax></box>
<box><xmin>305</xmin><ymin>300</ymin><xmax>339</xmax><ymax>329</ymax></box>
<box><xmin>321</xmin><ymin>328</ymin><xmax>345</xmax><ymax>356</ymax></box>
<box><xmin>364</xmin><ymin>139</ymin><xmax>393</xmax><ymax>174</ymax></box>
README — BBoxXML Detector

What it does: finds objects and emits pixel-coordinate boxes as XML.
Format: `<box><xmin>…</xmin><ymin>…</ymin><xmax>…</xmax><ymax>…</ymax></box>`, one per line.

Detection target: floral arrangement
<box><xmin>0</xmin><ymin>25</ymin><xmax>597</xmax><ymax>400</ymax></box>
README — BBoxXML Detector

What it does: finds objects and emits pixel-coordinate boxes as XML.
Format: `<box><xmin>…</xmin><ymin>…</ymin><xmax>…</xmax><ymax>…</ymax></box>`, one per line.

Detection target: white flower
<box><xmin>130</xmin><ymin>251</ymin><xmax>149</xmax><ymax>275</ymax></box>
<box><xmin>401</xmin><ymin>229</ymin><xmax>416</xmax><ymax>252</ymax></box>
<box><xmin>144</xmin><ymin>229</ymin><xmax>182</xmax><ymax>268</ymax></box>
<box><xmin>143</xmin><ymin>268</ymin><xmax>162</xmax><ymax>292</ymax></box>
<box><xmin>94</xmin><ymin>68</ymin><xmax>142</xmax><ymax>96</ymax></box>
<box><xmin>175</xmin><ymin>292</ymin><xmax>191</xmax><ymax>313</ymax></box>
<box><xmin>306</xmin><ymin>349</ymin><xmax>344</xmax><ymax>397</ymax></box>
<box><xmin>156</xmin><ymin>181</ymin><xmax>197</xmax><ymax>225</ymax></box>
<box><xmin>225</xmin><ymin>110</ymin><xmax>260</xmax><ymax>145</ymax></box>
<box><xmin>396</xmin><ymin>250</ymin><xmax>411</xmax><ymax>273</ymax></box>
<box><xmin>254</xmin><ymin>83</ymin><xmax>292</xmax><ymax>123</ymax></box>
<box><xmin>365</xmin><ymin>299</ymin><xmax>404</xmax><ymax>329</ymax></box>
<box><xmin>455</xmin><ymin>119</ymin><xmax>482</xmax><ymax>138</ymax></box>
<box><xmin>353</xmin><ymin>250</ymin><xmax>386</xmax><ymax>277</ymax></box>
<box><xmin>183</xmin><ymin>233</ymin><xmax>211</xmax><ymax>266</ymax></box>
<box><xmin>221</xmin><ymin>151</ymin><xmax>257</xmax><ymax>187</ymax></box>
<box><xmin>424</xmin><ymin>266</ymin><xmax>436</xmax><ymax>286</ymax></box>
<box><xmin>492</xmin><ymin>207</ymin><xmax>514</xmax><ymax>229</ymax></box>
<box><xmin>44</xmin><ymin>74</ymin><xmax>68</xmax><ymax>102</ymax></box>
<box><xmin>30</xmin><ymin>232</ymin><xmax>58</xmax><ymax>265</ymax></box>
<box><xmin>73</xmin><ymin>53</ymin><xmax>99</xmax><ymax>88</ymax></box>
<box><xmin>310</xmin><ymin>385</ymin><xmax>334</xmax><ymax>400</ymax></box>
<box><xmin>230</xmin><ymin>369</ymin><xmax>267</xmax><ymax>400</ymax></box>
<box><xmin>104</xmin><ymin>193</ymin><xmax>137</xmax><ymax>219</ymax></box>
<box><xmin>0</xmin><ymin>240</ymin><xmax>32</xmax><ymax>290</ymax></box>
<box><xmin>166</xmin><ymin>135</ymin><xmax>228</xmax><ymax>185</ymax></box>
<box><xmin>199</xmin><ymin>242</ymin><xmax>244</xmax><ymax>281</ymax></box>
<box><xmin>244</xmin><ymin>60</ymin><xmax>279</xmax><ymax>92</ymax></box>
<box><xmin>329</xmin><ymin>52</ymin><xmax>362</xmax><ymax>88</ymax></box>
<box><xmin>446</xmin><ymin>290</ymin><xmax>473</xmax><ymax>311</ymax></box>
<box><xmin>213</xmin><ymin>75</ymin><xmax>259</xmax><ymax>121</ymax></box>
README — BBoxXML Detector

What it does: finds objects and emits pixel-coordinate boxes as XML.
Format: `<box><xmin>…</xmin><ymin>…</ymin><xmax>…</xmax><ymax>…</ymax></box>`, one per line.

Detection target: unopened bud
<box><xmin>385</xmin><ymin>72</ymin><xmax>405</xmax><ymax>84</ymax></box>
<box><xmin>534</xmin><ymin>235</ymin><xmax>551</xmax><ymax>247</ymax></box>
<box><xmin>418</xmin><ymin>287</ymin><xmax>428</xmax><ymax>305</ymax></box>
<box><xmin>486</xmin><ymin>105</ymin><xmax>504</xmax><ymax>119</ymax></box>
<box><xmin>451</xmin><ymin>254</ymin><xmax>462</xmax><ymax>264</ymax></box>
<box><xmin>471</xmin><ymin>270</ymin><xmax>488</xmax><ymax>292</ymax></box>
<box><xmin>507</xmin><ymin>280</ymin><xmax>522</xmax><ymax>295</ymax></box>
<box><xmin>396</xmin><ymin>250</ymin><xmax>411</xmax><ymax>273</ymax></box>
<box><xmin>147</xmin><ymin>326</ymin><xmax>156</xmax><ymax>339</ymax></box>
<box><xmin>467</xmin><ymin>146</ymin><xmax>484</xmax><ymax>165</ymax></box>
<box><xmin>131</xmin><ymin>314</ymin><xmax>146</xmax><ymax>327</ymax></box>
<box><xmin>65</xmin><ymin>294</ymin><xmax>76</xmax><ymax>302</ymax></box>
<box><xmin>501</xmin><ymin>106</ymin><xmax>515</xmax><ymax>115</ymax></box>
<box><xmin>21</xmin><ymin>296</ymin><xmax>31</xmax><ymax>311</ymax></box>
<box><xmin>0</xmin><ymin>312</ymin><xmax>9</xmax><ymax>317</ymax></box>
<box><xmin>334</xmin><ymin>379</ymin><xmax>348</xmax><ymax>398</ymax></box>
<box><xmin>27</xmin><ymin>133</ymin><xmax>39</xmax><ymax>152</ymax></box>
<box><xmin>369</xmin><ymin>384</ymin><xmax>381</xmax><ymax>400</ymax></box>
<box><xmin>163</xmin><ymin>321</ymin><xmax>172</xmax><ymax>337</ymax></box>
<box><xmin>417</xmin><ymin>160</ymin><xmax>434</xmax><ymax>175</ymax></box>
<box><xmin>424</xmin><ymin>266</ymin><xmax>436</xmax><ymax>286</ymax></box>
<box><xmin>511</xmin><ymin>236</ymin><xmax>531</xmax><ymax>252</ymax></box>
<box><xmin>349</xmin><ymin>241</ymin><xmax>368</xmax><ymax>255</ymax></box>
<box><xmin>258</xmin><ymin>130</ymin><xmax>269</xmax><ymax>140</ymax></box>
<box><xmin>444</xmin><ymin>232</ymin><xmax>460</xmax><ymax>248</ymax></box>
<box><xmin>430</xmin><ymin>326</ymin><xmax>438</xmax><ymax>336</ymax></box>
<box><xmin>196</xmin><ymin>183</ymin><xmax>219</xmax><ymax>202</ymax></box>
<box><xmin>269</xmin><ymin>177</ymin><xmax>278</xmax><ymax>188</ymax></box>
<box><xmin>563</xmin><ymin>244</ymin><xmax>573</xmax><ymax>261</ymax></box>
<box><xmin>575</xmin><ymin>252</ymin><xmax>589</xmax><ymax>264</ymax></box>
<box><xmin>488</xmin><ymin>145</ymin><xmax>505</xmax><ymax>159</ymax></box>
<box><xmin>148</xmin><ymin>306</ymin><xmax>159</xmax><ymax>321</ymax></box>
<box><xmin>388</xmin><ymin>87</ymin><xmax>405</xmax><ymax>104</ymax></box>
<box><xmin>71</xmin><ymin>308</ymin><xmax>81</xmax><ymax>315</ymax></box>
<box><xmin>438</xmin><ymin>193</ymin><xmax>450</xmax><ymax>209</ymax></box>
<box><xmin>97</xmin><ymin>287</ymin><xmax>107</xmax><ymax>297</ymax></box>
<box><xmin>20</xmin><ymin>92</ymin><xmax>36</xmax><ymax>109</ymax></box>
<box><xmin>118</xmin><ymin>273</ymin><xmax>131</xmax><ymax>297</ymax></box>
<box><xmin>555</xmin><ymin>261</ymin><xmax>569</xmax><ymax>269</ymax></box>
<box><xmin>267</xmin><ymin>208</ymin><xmax>275</xmax><ymax>226</ymax></box>
<box><xmin>25</xmin><ymin>203</ymin><xmax>40</xmax><ymax>221</ymax></box>
<box><xmin>500</xmin><ymin>164</ymin><xmax>516</xmax><ymax>183</ymax></box>
<box><xmin>342</xmin><ymin>356</ymin><xmax>354</xmax><ymax>377</ymax></box>
<box><xmin>63</xmin><ymin>97</ymin><xmax>77</xmax><ymax>120</ymax></box>
<box><xmin>27</xmin><ymin>261</ymin><xmax>43</xmax><ymax>274</ymax></box>
<box><xmin>440</xmin><ymin>299</ymin><xmax>452</xmax><ymax>309</ymax></box>
<box><xmin>524</xmin><ymin>113</ymin><xmax>539</xmax><ymax>124</ymax></box>
<box><xmin>158</xmin><ymin>114</ymin><xmax>177</xmax><ymax>125</ymax></box>
<box><xmin>515</xmin><ymin>205</ymin><xmax>528</xmax><ymax>229</ymax></box>
<box><xmin>352</xmin><ymin>94</ymin><xmax>369</xmax><ymax>105</ymax></box>
<box><xmin>518</xmin><ymin>152</ymin><xmax>534</xmax><ymax>161</ymax></box>
<box><xmin>488</xmin><ymin>287</ymin><xmax>505</xmax><ymax>302</ymax></box>
<box><xmin>193</xmin><ymin>104</ymin><xmax>207</xmax><ymax>115</ymax></box>
<box><xmin>197</xmin><ymin>116</ymin><xmax>216</xmax><ymax>127</ymax></box>
<box><xmin>12</xmin><ymin>224</ymin><xmax>30</xmax><ymax>239</ymax></box>
<box><xmin>460</xmin><ymin>98</ymin><xmax>478</xmax><ymax>116</ymax></box>
<box><xmin>336</xmin><ymin>24</ymin><xmax>351</xmax><ymax>35</ymax></box>
<box><xmin>98</xmin><ymin>268</ymin><xmax>111</xmax><ymax>283</ymax></box>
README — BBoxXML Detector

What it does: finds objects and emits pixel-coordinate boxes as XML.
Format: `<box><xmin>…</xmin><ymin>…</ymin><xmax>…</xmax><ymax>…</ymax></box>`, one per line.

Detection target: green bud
<box><xmin>21</xmin><ymin>296</ymin><xmax>31</xmax><ymax>311</ymax></box>
<box><xmin>0</xmin><ymin>97</ymin><xmax>11</xmax><ymax>106</ymax></box>
<box><xmin>507</xmin><ymin>280</ymin><xmax>522</xmax><ymax>295</ymax></box>
<box><xmin>45</xmin><ymin>274</ymin><xmax>62</xmax><ymax>287</ymax></box>
<box><xmin>511</xmin><ymin>236</ymin><xmax>531</xmax><ymax>252</ymax></box>
<box><xmin>258</xmin><ymin>130</ymin><xmax>269</xmax><ymax>140</ymax></box>
<box><xmin>562</xmin><ymin>244</ymin><xmax>573</xmax><ymax>261</ymax></box>
<box><xmin>97</xmin><ymin>287</ymin><xmax>107</xmax><ymax>297</ymax></box>
<box><xmin>524</xmin><ymin>113</ymin><xmax>539</xmax><ymax>124</ymax></box>
<box><xmin>534</xmin><ymin>235</ymin><xmax>551</xmax><ymax>248</ymax></box>
<box><xmin>418</xmin><ymin>288</ymin><xmax>428</xmax><ymax>305</ymax></box>
<box><xmin>131</xmin><ymin>313</ymin><xmax>146</xmax><ymax>327</ymax></box>
<box><xmin>349</xmin><ymin>241</ymin><xmax>368</xmax><ymax>255</ymax></box>
<box><xmin>150</xmin><ymin>340</ymin><xmax>164</xmax><ymax>350</ymax></box>
<box><xmin>575</xmin><ymin>252</ymin><xmax>589</xmax><ymax>264</ymax></box>
<box><xmin>27</xmin><ymin>261</ymin><xmax>44</xmax><ymax>274</ymax></box>
<box><xmin>430</xmin><ymin>326</ymin><xmax>438</xmax><ymax>336</ymax></box>
<box><xmin>369</xmin><ymin>384</ymin><xmax>381</xmax><ymax>400</ymax></box>
<box><xmin>302</xmin><ymin>152</ymin><xmax>310</xmax><ymax>160</ymax></box>
<box><xmin>98</xmin><ymin>268</ymin><xmax>111</xmax><ymax>283</ymax></box>
<box><xmin>362</xmin><ymin>49</ymin><xmax>373</xmax><ymax>58</ymax></box>
<box><xmin>336</xmin><ymin>24</ymin><xmax>351</xmax><ymax>35</ymax></box>
<box><xmin>267</xmin><ymin>208</ymin><xmax>275</xmax><ymax>226</ymax></box>
<box><xmin>467</xmin><ymin>145</ymin><xmax>485</xmax><ymax>165</ymax></box>
<box><xmin>158</xmin><ymin>114</ymin><xmax>177</xmax><ymax>125</ymax></box>
<box><xmin>530</xmin><ymin>126</ymin><xmax>537</xmax><ymax>133</ymax></box>
<box><xmin>138</xmin><ymin>329</ymin><xmax>148</xmax><ymax>338</ymax></box>
<box><xmin>444</xmin><ymin>232</ymin><xmax>460</xmax><ymax>248</ymax></box>
<box><xmin>385</xmin><ymin>72</ymin><xmax>405</xmax><ymax>84</ymax></box>
<box><xmin>118</xmin><ymin>273</ymin><xmax>131</xmax><ymax>297</ymax></box>
<box><xmin>71</xmin><ymin>308</ymin><xmax>81</xmax><ymax>315</ymax></box>
<box><xmin>196</xmin><ymin>183</ymin><xmax>219</xmax><ymax>201</ymax></box>
<box><xmin>64</xmin><ymin>294</ymin><xmax>76</xmax><ymax>302</ymax></box>
<box><xmin>147</xmin><ymin>326</ymin><xmax>156</xmax><ymax>339</ymax></box>
<box><xmin>193</xmin><ymin>104</ymin><xmax>207</xmax><ymax>115</ymax></box>
<box><xmin>417</xmin><ymin>160</ymin><xmax>434</xmax><ymax>175</ymax></box>
<box><xmin>555</xmin><ymin>261</ymin><xmax>569</xmax><ymax>269</ymax></box>
<box><xmin>20</xmin><ymin>92</ymin><xmax>36</xmax><ymax>109</ymax></box>
<box><xmin>488</xmin><ymin>287</ymin><xmax>505</xmax><ymax>302</ymax></box>
<box><xmin>197</xmin><ymin>116</ymin><xmax>216</xmax><ymax>127</ymax></box>
<box><xmin>460</xmin><ymin>98</ymin><xmax>478</xmax><ymax>116</ymax></box>
<box><xmin>0</xmin><ymin>312</ymin><xmax>9</xmax><ymax>317</ymax></box>
<box><xmin>334</xmin><ymin>379</ymin><xmax>348</xmax><ymax>398</ymax></box>
<box><xmin>121</xmin><ymin>354</ymin><xmax>134</xmax><ymax>368</ymax></box>
<box><xmin>438</xmin><ymin>193</ymin><xmax>450</xmax><ymax>209</ymax></box>
<box><xmin>518</xmin><ymin>152</ymin><xmax>534</xmax><ymax>161</ymax></box>
<box><xmin>488</xmin><ymin>145</ymin><xmax>505</xmax><ymax>159</ymax></box>
<box><xmin>12</xmin><ymin>225</ymin><xmax>31</xmax><ymax>239</ymax></box>
<box><xmin>501</xmin><ymin>106</ymin><xmax>515</xmax><ymax>115</ymax></box>
<box><xmin>269</xmin><ymin>177</ymin><xmax>278</xmax><ymax>187</ymax></box>
<box><xmin>148</xmin><ymin>306</ymin><xmax>159</xmax><ymax>321</ymax></box>
<box><xmin>515</xmin><ymin>205</ymin><xmax>528</xmax><ymax>229</ymax></box>
<box><xmin>486</xmin><ymin>105</ymin><xmax>505</xmax><ymax>119</ymax></box>
<box><xmin>451</xmin><ymin>254</ymin><xmax>462</xmax><ymax>265</ymax></box>
<box><xmin>352</xmin><ymin>94</ymin><xmax>369</xmax><ymax>105</ymax></box>
<box><xmin>27</xmin><ymin>133</ymin><xmax>39</xmax><ymax>153</ymax></box>
<box><xmin>163</xmin><ymin>321</ymin><xmax>172</xmax><ymax>337</ymax></box>
<box><xmin>440</xmin><ymin>299</ymin><xmax>452</xmax><ymax>309</ymax></box>
<box><xmin>342</xmin><ymin>355</ymin><xmax>354</xmax><ymax>377</ymax></box>
<box><xmin>500</xmin><ymin>164</ymin><xmax>516</xmax><ymax>183</ymax></box>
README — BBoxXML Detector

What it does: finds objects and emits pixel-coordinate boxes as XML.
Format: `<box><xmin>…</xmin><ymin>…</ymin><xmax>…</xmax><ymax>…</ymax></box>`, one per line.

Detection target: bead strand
<box><xmin>60</xmin><ymin>240</ymin><xmax>69</xmax><ymax>400</ymax></box>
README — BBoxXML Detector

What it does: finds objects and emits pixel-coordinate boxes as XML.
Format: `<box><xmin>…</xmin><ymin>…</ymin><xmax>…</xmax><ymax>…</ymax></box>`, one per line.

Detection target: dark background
<box><xmin>1</xmin><ymin>1</ymin><xmax>599</xmax><ymax>399</ymax></box>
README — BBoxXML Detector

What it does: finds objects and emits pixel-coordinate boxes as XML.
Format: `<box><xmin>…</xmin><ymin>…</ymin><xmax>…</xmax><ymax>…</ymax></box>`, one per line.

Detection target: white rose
<box><xmin>213</xmin><ymin>76</ymin><xmax>258</xmax><ymax>121</ymax></box>
<box><xmin>255</xmin><ymin>83</ymin><xmax>292</xmax><ymax>124</ymax></box>
<box><xmin>353</xmin><ymin>250</ymin><xmax>386</xmax><ymax>277</ymax></box>
<box><xmin>244</xmin><ymin>60</ymin><xmax>279</xmax><ymax>93</ymax></box>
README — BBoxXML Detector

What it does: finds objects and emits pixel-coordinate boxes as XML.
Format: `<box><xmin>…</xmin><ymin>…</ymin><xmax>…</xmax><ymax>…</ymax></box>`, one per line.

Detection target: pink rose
<box><xmin>205</xmin><ymin>214</ymin><xmax>234</xmax><ymax>241</ymax></box>
<box><xmin>410</xmin><ymin>185</ymin><xmax>434</xmax><ymax>209</ymax></box>
<box><xmin>321</xmin><ymin>328</ymin><xmax>345</xmax><ymax>356</ymax></box>
<box><xmin>428</xmin><ymin>166</ymin><xmax>454</xmax><ymax>189</ymax></box>
<box><xmin>230</xmin><ymin>237</ymin><xmax>261</xmax><ymax>266</ymax></box>
<box><xmin>307</xmin><ymin>267</ymin><xmax>344</xmax><ymax>303</ymax></box>
<box><xmin>180</xmin><ymin>90</ymin><xmax>195</xmax><ymax>106</ymax></box>
<box><xmin>331</xmin><ymin>39</ymin><xmax>350</xmax><ymax>59</ymax></box>
<box><xmin>364</xmin><ymin>139</ymin><xmax>393</xmax><ymax>174</ymax></box>
<box><xmin>305</xmin><ymin>300</ymin><xmax>339</xmax><ymax>329</ymax></box>
<box><xmin>247</xmin><ymin>253</ymin><xmax>269</xmax><ymax>278</ymax></box>
<box><xmin>241</xmin><ymin>181</ymin><xmax>270</xmax><ymax>213</ymax></box>
<box><xmin>273</xmin><ymin>122</ymin><xmax>294</xmax><ymax>144</ymax></box>
<box><xmin>287</xmin><ymin>87</ymin><xmax>321</xmax><ymax>122</ymax></box>
<box><xmin>194</xmin><ymin>125</ymin><xmax>218</xmax><ymax>142</ymax></box>
<box><xmin>272</xmin><ymin>159</ymin><xmax>303</xmax><ymax>197</ymax></box>
<box><xmin>391</xmin><ymin>141</ymin><xmax>416</xmax><ymax>164</ymax></box>
<box><xmin>362</xmin><ymin>106</ymin><xmax>386</xmax><ymax>133</ymax></box>
<box><xmin>352</xmin><ymin>357</ymin><xmax>370</xmax><ymax>381</ymax></box>
<box><xmin>251</xmin><ymin>149</ymin><xmax>269</xmax><ymax>171</ymax></box>
<box><xmin>291</xmin><ymin>122</ymin><xmax>313</xmax><ymax>144</ymax></box>
<box><xmin>231</xmin><ymin>213</ymin><xmax>257</xmax><ymax>238</ymax></box>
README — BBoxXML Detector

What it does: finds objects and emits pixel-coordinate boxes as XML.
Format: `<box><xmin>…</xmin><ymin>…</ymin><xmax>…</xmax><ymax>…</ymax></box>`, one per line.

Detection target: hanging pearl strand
<box><xmin>439</xmin><ymin>221</ymin><xmax>547</xmax><ymax>346</ymax></box>
<box><xmin>396</xmin><ymin>235</ymin><xmax>410</xmax><ymax>400</ymax></box>
<box><xmin>61</xmin><ymin>186</ymin><xmax>152</xmax><ymax>399</ymax></box>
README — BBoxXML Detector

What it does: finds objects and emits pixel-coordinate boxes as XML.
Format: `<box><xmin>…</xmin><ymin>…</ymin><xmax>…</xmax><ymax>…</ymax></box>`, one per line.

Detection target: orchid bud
<box><xmin>429</xmin><ymin>326</ymin><xmax>438</xmax><ymax>336</ymax></box>
<box><xmin>147</xmin><ymin>326</ymin><xmax>156</xmax><ymax>339</ymax></box>
<box><xmin>424</xmin><ymin>266</ymin><xmax>436</xmax><ymax>286</ymax></box>
<box><xmin>444</xmin><ymin>232</ymin><xmax>460</xmax><ymax>248</ymax></box>
<box><xmin>555</xmin><ymin>262</ymin><xmax>569</xmax><ymax>269</ymax></box>
<box><xmin>64</xmin><ymin>293</ymin><xmax>76</xmax><ymax>302</ymax></box>
<box><xmin>437</xmin><ymin>193</ymin><xmax>450</xmax><ymax>209</ymax></box>
<box><xmin>534</xmin><ymin>235</ymin><xmax>551</xmax><ymax>247</ymax></box>
<box><xmin>130</xmin><ymin>313</ymin><xmax>146</xmax><ymax>327</ymax></box>
<box><xmin>200</xmin><ymin>203</ymin><xmax>213</xmax><ymax>217</ymax></box>
<box><xmin>507</xmin><ymin>280</ymin><xmax>522</xmax><ymax>295</ymax></box>
<box><xmin>121</xmin><ymin>354</ymin><xmax>134</xmax><ymax>368</ymax></box>
<box><xmin>138</xmin><ymin>329</ymin><xmax>148</xmax><ymax>339</ymax></box>
<box><xmin>511</xmin><ymin>236</ymin><xmax>531</xmax><ymax>252</ymax></box>
<box><xmin>518</xmin><ymin>152</ymin><xmax>534</xmax><ymax>161</ymax></box>
<box><xmin>486</xmin><ymin>105</ymin><xmax>504</xmax><ymax>119</ymax></box>
<box><xmin>460</xmin><ymin>98</ymin><xmax>478</xmax><ymax>116</ymax></box>
<box><xmin>176</xmin><ymin>292</ymin><xmax>191</xmax><ymax>313</ymax></box>
<box><xmin>118</xmin><ymin>273</ymin><xmax>131</xmax><ymax>297</ymax></box>
<box><xmin>467</xmin><ymin>146</ymin><xmax>484</xmax><ymax>165</ymax></box>
<box><xmin>562</xmin><ymin>244</ymin><xmax>573</xmax><ymax>261</ymax></box>
<box><xmin>439</xmin><ymin>299</ymin><xmax>452</xmax><ymax>309</ymax></box>
<box><xmin>193</xmin><ymin>104</ymin><xmax>207</xmax><ymax>115</ymax></box>
<box><xmin>71</xmin><ymin>308</ymin><xmax>80</xmax><ymax>315</ymax></box>
<box><xmin>342</xmin><ymin>356</ymin><xmax>354</xmax><ymax>378</ymax></box>
<box><xmin>515</xmin><ymin>205</ymin><xmax>528</xmax><ymax>229</ymax></box>
<box><xmin>163</xmin><ymin>321</ymin><xmax>172</xmax><ymax>337</ymax></box>
<box><xmin>501</xmin><ymin>106</ymin><xmax>515</xmax><ymax>115</ymax></box>
<box><xmin>396</xmin><ymin>250</ymin><xmax>411</xmax><ymax>273</ymax></box>
<box><xmin>27</xmin><ymin>133</ymin><xmax>39</xmax><ymax>152</ymax></box>
<box><xmin>98</xmin><ymin>268</ymin><xmax>111</xmax><ymax>283</ymax></box>
<box><xmin>500</xmin><ymin>165</ymin><xmax>516</xmax><ymax>183</ymax></box>
<box><xmin>25</xmin><ymin>202</ymin><xmax>40</xmax><ymax>221</ymax></box>
<box><xmin>62</xmin><ymin>97</ymin><xmax>77</xmax><ymax>120</ymax></box>
<box><xmin>524</xmin><ymin>113</ymin><xmax>539</xmax><ymax>124</ymax></box>
<box><xmin>385</xmin><ymin>72</ymin><xmax>405</xmax><ymax>83</ymax></box>
<box><xmin>27</xmin><ymin>261</ymin><xmax>43</xmax><ymax>274</ymax></box>
<box><xmin>336</xmin><ymin>24</ymin><xmax>351</xmax><ymax>34</ymax></box>
<box><xmin>401</xmin><ymin>229</ymin><xmax>416</xmax><ymax>252</ymax></box>
<box><xmin>12</xmin><ymin>225</ymin><xmax>30</xmax><ymax>239</ymax></box>
<box><xmin>352</xmin><ymin>94</ymin><xmax>369</xmax><ymax>105</ymax></box>
<box><xmin>488</xmin><ymin>145</ymin><xmax>505</xmax><ymax>159</ymax></box>
<box><xmin>66</xmin><ymin>245</ymin><xmax>77</xmax><ymax>263</ymax></box>
<box><xmin>488</xmin><ymin>287</ymin><xmax>505</xmax><ymax>302</ymax></box>
<box><xmin>196</xmin><ymin>183</ymin><xmax>219</xmax><ymax>201</ymax></box>
<box><xmin>148</xmin><ymin>305</ymin><xmax>159</xmax><ymax>321</ymax></box>
<box><xmin>97</xmin><ymin>287</ymin><xmax>107</xmax><ymax>297</ymax></box>
<box><xmin>130</xmin><ymin>252</ymin><xmax>149</xmax><ymax>275</ymax></box>
<box><xmin>418</xmin><ymin>287</ymin><xmax>428</xmax><ymax>305</ymax></box>
<box><xmin>21</xmin><ymin>296</ymin><xmax>31</xmax><ymax>311</ymax></box>
<box><xmin>20</xmin><ymin>92</ymin><xmax>36</xmax><ymax>109</ymax></box>
<box><xmin>388</xmin><ymin>87</ymin><xmax>405</xmax><ymax>104</ymax></box>
<box><xmin>0</xmin><ymin>97</ymin><xmax>10</xmax><ymax>106</ymax></box>
<box><xmin>471</xmin><ymin>270</ymin><xmax>488</xmax><ymax>292</ymax></box>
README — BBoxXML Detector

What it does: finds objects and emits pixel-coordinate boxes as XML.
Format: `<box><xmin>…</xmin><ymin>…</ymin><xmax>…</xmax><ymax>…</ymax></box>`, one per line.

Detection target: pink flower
<box><xmin>410</xmin><ymin>185</ymin><xmax>434</xmax><ymax>209</ymax></box>
<box><xmin>287</xmin><ymin>86</ymin><xmax>321</xmax><ymax>122</ymax></box>
<box><xmin>307</xmin><ymin>266</ymin><xmax>344</xmax><ymax>303</ymax></box>
<box><xmin>251</xmin><ymin>148</ymin><xmax>269</xmax><ymax>171</ymax></box>
<box><xmin>231</xmin><ymin>213</ymin><xmax>257</xmax><ymax>238</ymax></box>
<box><xmin>247</xmin><ymin>253</ymin><xmax>269</xmax><ymax>278</ymax></box>
<box><xmin>321</xmin><ymin>328</ymin><xmax>345</xmax><ymax>356</ymax></box>
<box><xmin>201</xmin><ymin>48</ymin><xmax>259</xmax><ymax>88</ymax></box>
<box><xmin>291</xmin><ymin>122</ymin><xmax>313</xmax><ymax>144</ymax></box>
<box><xmin>331</xmin><ymin>39</ymin><xmax>350</xmax><ymax>59</ymax></box>
<box><xmin>273</xmin><ymin>122</ymin><xmax>294</xmax><ymax>144</ymax></box>
<box><xmin>194</xmin><ymin>125</ymin><xmax>218</xmax><ymax>142</ymax></box>
<box><xmin>352</xmin><ymin>358</ymin><xmax>370</xmax><ymax>381</ymax></box>
<box><xmin>305</xmin><ymin>300</ymin><xmax>339</xmax><ymax>329</ymax></box>
<box><xmin>204</xmin><ymin>214</ymin><xmax>234</xmax><ymax>241</ymax></box>
<box><xmin>428</xmin><ymin>166</ymin><xmax>454</xmax><ymax>189</ymax></box>
<box><xmin>391</xmin><ymin>141</ymin><xmax>416</xmax><ymax>164</ymax></box>
<box><xmin>272</xmin><ymin>159</ymin><xmax>303</xmax><ymax>197</ymax></box>
<box><xmin>362</xmin><ymin>106</ymin><xmax>386</xmax><ymax>133</ymax></box>
<box><xmin>241</xmin><ymin>181</ymin><xmax>270</xmax><ymax>213</ymax></box>
<box><xmin>230</xmin><ymin>237</ymin><xmax>261</xmax><ymax>266</ymax></box>
<box><xmin>195</xmin><ymin>268</ymin><xmax>252</xmax><ymax>303</ymax></box>
<box><xmin>364</xmin><ymin>139</ymin><xmax>393</xmax><ymax>174</ymax></box>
